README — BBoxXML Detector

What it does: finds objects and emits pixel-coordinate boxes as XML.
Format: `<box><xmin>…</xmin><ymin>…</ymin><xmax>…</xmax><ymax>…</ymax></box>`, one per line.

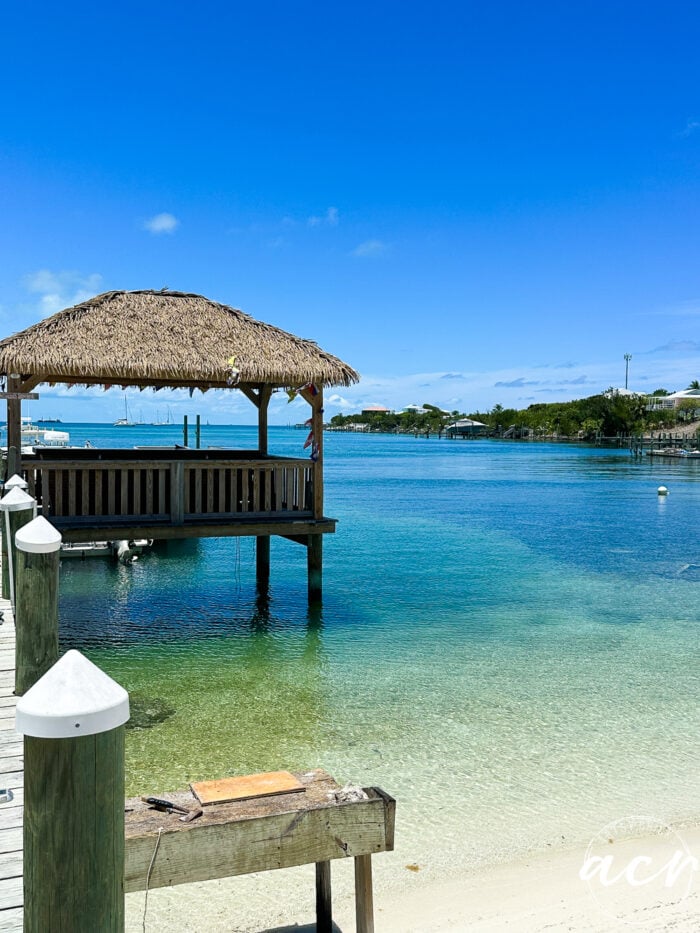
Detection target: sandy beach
<box><xmin>126</xmin><ymin>823</ymin><xmax>700</xmax><ymax>932</ymax></box>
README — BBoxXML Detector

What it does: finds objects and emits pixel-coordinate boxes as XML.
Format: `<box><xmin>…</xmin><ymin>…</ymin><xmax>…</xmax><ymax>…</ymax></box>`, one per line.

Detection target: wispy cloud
<box><xmin>24</xmin><ymin>269</ymin><xmax>103</xmax><ymax>315</ymax></box>
<box><xmin>352</xmin><ymin>239</ymin><xmax>387</xmax><ymax>258</ymax></box>
<box><xmin>143</xmin><ymin>212</ymin><xmax>179</xmax><ymax>234</ymax></box>
<box><xmin>308</xmin><ymin>207</ymin><xmax>339</xmax><ymax>228</ymax></box>
<box><xmin>494</xmin><ymin>377</ymin><xmax>542</xmax><ymax>388</ymax></box>
<box><xmin>679</xmin><ymin>119</ymin><xmax>700</xmax><ymax>138</ymax></box>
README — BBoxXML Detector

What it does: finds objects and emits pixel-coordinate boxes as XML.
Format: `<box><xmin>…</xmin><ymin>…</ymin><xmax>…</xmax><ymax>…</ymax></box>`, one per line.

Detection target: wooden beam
<box><xmin>238</xmin><ymin>385</ymin><xmax>260</xmax><ymax>408</ymax></box>
<box><xmin>56</xmin><ymin>518</ymin><xmax>337</xmax><ymax>542</ymax></box>
<box><xmin>18</xmin><ymin>375</ymin><xmax>42</xmax><ymax>393</ymax></box>
<box><xmin>124</xmin><ymin>775</ymin><xmax>394</xmax><ymax>893</ymax></box>
<box><xmin>0</xmin><ymin>392</ymin><xmax>38</xmax><ymax>401</ymax></box>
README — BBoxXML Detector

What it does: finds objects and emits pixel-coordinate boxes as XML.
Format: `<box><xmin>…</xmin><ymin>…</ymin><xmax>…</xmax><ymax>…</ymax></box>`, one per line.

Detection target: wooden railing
<box><xmin>22</xmin><ymin>456</ymin><xmax>315</xmax><ymax>525</ymax></box>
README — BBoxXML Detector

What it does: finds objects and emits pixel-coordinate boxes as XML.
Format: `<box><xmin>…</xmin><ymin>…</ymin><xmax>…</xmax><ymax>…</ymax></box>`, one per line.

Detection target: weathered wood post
<box><xmin>183</xmin><ymin>414</ymin><xmax>189</xmax><ymax>447</ymax></box>
<box><xmin>195</xmin><ymin>413</ymin><xmax>201</xmax><ymax>449</ymax></box>
<box><xmin>0</xmin><ymin>486</ymin><xmax>35</xmax><ymax>610</ymax></box>
<box><xmin>307</xmin><ymin>534</ymin><xmax>322</xmax><ymax>604</ymax></box>
<box><xmin>16</xmin><ymin>649</ymin><xmax>129</xmax><ymax>933</ymax></box>
<box><xmin>14</xmin><ymin>515</ymin><xmax>61</xmax><ymax>695</ymax></box>
<box><xmin>1</xmin><ymin>473</ymin><xmax>28</xmax><ymax>600</ymax></box>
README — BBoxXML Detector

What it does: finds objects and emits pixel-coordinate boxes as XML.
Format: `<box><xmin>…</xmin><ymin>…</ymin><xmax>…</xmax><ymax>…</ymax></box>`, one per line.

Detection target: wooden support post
<box><xmin>256</xmin><ymin>535</ymin><xmax>270</xmax><ymax>589</ymax></box>
<box><xmin>6</xmin><ymin>375</ymin><xmax>22</xmax><ymax>481</ymax></box>
<box><xmin>354</xmin><ymin>854</ymin><xmax>375</xmax><ymax>933</ymax></box>
<box><xmin>14</xmin><ymin>516</ymin><xmax>62</xmax><ymax>696</ymax></box>
<box><xmin>1</xmin><ymin>474</ymin><xmax>27</xmax><ymax>600</ymax></box>
<box><xmin>183</xmin><ymin>415</ymin><xmax>189</xmax><ymax>447</ymax></box>
<box><xmin>258</xmin><ymin>385</ymin><xmax>271</xmax><ymax>456</ymax></box>
<box><xmin>16</xmin><ymin>650</ymin><xmax>129</xmax><ymax>933</ymax></box>
<box><xmin>0</xmin><ymin>487</ymin><xmax>35</xmax><ymax>610</ymax></box>
<box><xmin>308</xmin><ymin>533</ymin><xmax>322</xmax><ymax>605</ymax></box>
<box><xmin>315</xmin><ymin>860</ymin><xmax>333</xmax><ymax>933</ymax></box>
<box><xmin>196</xmin><ymin>414</ymin><xmax>201</xmax><ymax>449</ymax></box>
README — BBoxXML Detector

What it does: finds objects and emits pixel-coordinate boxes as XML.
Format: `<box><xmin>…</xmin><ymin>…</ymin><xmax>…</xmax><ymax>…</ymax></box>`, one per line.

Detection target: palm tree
<box><xmin>688</xmin><ymin>380</ymin><xmax>700</xmax><ymax>390</ymax></box>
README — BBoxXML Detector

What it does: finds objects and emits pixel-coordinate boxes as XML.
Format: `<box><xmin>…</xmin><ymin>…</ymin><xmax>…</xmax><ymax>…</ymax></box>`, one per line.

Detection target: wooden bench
<box><xmin>124</xmin><ymin>769</ymin><xmax>396</xmax><ymax>932</ymax></box>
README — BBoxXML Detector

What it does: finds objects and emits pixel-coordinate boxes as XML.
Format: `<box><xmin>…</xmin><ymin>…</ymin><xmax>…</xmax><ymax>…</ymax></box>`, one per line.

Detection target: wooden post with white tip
<box><xmin>14</xmin><ymin>515</ymin><xmax>62</xmax><ymax>695</ymax></box>
<box><xmin>16</xmin><ymin>650</ymin><xmax>130</xmax><ymax>932</ymax></box>
<box><xmin>0</xmin><ymin>486</ymin><xmax>35</xmax><ymax>610</ymax></box>
<box><xmin>0</xmin><ymin>473</ymin><xmax>28</xmax><ymax>599</ymax></box>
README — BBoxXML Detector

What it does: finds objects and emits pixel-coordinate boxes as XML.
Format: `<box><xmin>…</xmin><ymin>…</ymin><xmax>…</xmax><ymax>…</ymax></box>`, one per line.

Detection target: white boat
<box><xmin>21</xmin><ymin>418</ymin><xmax>70</xmax><ymax>448</ymax></box>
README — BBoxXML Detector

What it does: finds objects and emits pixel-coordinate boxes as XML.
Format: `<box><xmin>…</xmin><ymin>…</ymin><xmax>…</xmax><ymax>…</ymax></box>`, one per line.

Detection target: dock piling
<box><xmin>0</xmin><ymin>473</ymin><xmax>28</xmax><ymax>600</ymax></box>
<box><xmin>16</xmin><ymin>650</ymin><xmax>129</xmax><ymax>933</ymax></box>
<box><xmin>0</xmin><ymin>487</ymin><xmax>35</xmax><ymax>610</ymax></box>
<box><xmin>14</xmin><ymin>515</ymin><xmax>61</xmax><ymax>695</ymax></box>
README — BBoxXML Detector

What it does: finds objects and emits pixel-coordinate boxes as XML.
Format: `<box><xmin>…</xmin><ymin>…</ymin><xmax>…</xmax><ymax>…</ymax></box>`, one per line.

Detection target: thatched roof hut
<box><xmin>0</xmin><ymin>289</ymin><xmax>359</xmax><ymax>390</ymax></box>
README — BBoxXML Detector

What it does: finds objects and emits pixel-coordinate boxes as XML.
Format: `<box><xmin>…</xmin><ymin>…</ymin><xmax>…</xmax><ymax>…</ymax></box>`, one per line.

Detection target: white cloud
<box><xmin>308</xmin><ymin>207</ymin><xmax>339</xmax><ymax>228</ymax></box>
<box><xmin>143</xmin><ymin>212</ymin><xmax>179</xmax><ymax>234</ymax></box>
<box><xmin>23</xmin><ymin>269</ymin><xmax>103</xmax><ymax>315</ymax></box>
<box><xmin>351</xmin><ymin>239</ymin><xmax>387</xmax><ymax>258</ymax></box>
<box><xmin>680</xmin><ymin>119</ymin><xmax>700</xmax><ymax>138</ymax></box>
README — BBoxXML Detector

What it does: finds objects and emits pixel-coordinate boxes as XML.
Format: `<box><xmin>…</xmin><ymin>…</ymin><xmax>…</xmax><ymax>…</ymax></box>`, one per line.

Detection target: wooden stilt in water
<box><xmin>315</xmin><ymin>860</ymin><xmax>332</xmax><ymax>933</ymax></box>
<box><xmin>17</xmin><ymin>650</ymin><xmax>129</xmax><ymax>933</ymax></box>
<box><xmin>256</xmin><ymin>535</ymin><xmax>270</xmax><ymax>589</ymax></box>
<box><xmin>14</xmin><ymin>516</ymin><xmax>61</xmax><ymax>695</ymax></box>
<box><xmin>308</xmin><ymin>533</ymin><xmax>322</xmax><ymax>605</ymax></box>
<box><xmin>354</xmin><ymin>853</ymin><xmax>375</xmax><ymax>933</ymax></box>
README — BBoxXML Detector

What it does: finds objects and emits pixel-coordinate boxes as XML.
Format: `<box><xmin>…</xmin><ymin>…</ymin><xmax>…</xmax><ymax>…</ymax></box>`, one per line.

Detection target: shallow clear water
<box><xmin>57</xmin><ymin>425</ymin><xmax>700</xmax><ymax>874</ymax></box>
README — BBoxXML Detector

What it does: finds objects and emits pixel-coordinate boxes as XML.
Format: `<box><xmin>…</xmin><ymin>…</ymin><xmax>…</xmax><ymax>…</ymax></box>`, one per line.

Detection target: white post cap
<box><xmin>0</xmin><ymin>487</ymin><xmax>35</xmax><ymax>512</ymax></box>
<box><xmin>15</xmin><ymin>650</ymin><xmax>130</xmax><ymax>738</ymax></box>
<box><xmin>15</xmin><ymin>515</ymin><xmax>62</xmax><ymax>553</ymax></box>
<box><xmin>4</xmin><ymin>474</ymin><xmax>28</xmax><ymax>491</ymax></box>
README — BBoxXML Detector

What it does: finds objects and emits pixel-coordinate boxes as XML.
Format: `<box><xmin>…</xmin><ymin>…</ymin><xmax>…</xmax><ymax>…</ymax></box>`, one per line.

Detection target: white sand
<box><xmin>126</xmin><ymin>824</ymin><xmax>700</xmax><ymax>932</ymax></box>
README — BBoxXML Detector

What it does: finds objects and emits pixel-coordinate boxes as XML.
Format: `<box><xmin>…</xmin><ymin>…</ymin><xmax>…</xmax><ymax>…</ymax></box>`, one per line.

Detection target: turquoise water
<box><xmin>57</xmin><ymin>425</ymin><xmax>700</xmax><ymax>874</ymax></box>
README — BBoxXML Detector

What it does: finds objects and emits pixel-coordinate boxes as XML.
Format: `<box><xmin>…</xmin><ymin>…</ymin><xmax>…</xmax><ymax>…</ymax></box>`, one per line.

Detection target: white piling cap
<box><xmin>15</xmin><ymin>650</ymin><xmax>130</xmax><ymax>738</ymax></box>
<box><xmin>15</xmin><ymin>516</ymin><xmax>62</xmax><ymax>553</ymax></box>
<box><xmin>0</xmin><ymin>487</ymin><xmax>34</xmax><ymax>512</ymax></box>
<box><xmin>4</xmin><ymin>474</ymin><xmax>28</xmax><ymax>491</ymax></box>
<box><xmin>658</xmin><ymin>485</ymin><xmax>669</xmax><ymax>496</ymax></box>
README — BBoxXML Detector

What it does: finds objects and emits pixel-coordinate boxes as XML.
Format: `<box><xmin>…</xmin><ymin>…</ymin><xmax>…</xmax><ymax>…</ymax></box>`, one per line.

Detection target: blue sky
<box><xmin>2</xmin><ymin>1</ymin><xmax>700</xmax><ymax>423</ymax></box>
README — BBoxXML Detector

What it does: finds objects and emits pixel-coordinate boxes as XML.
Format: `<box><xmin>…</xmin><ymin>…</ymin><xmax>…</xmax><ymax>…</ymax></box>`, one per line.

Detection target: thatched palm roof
<box><xmin>0</xmin><ymin>290</ymin><xmax>359</xmax><ymax>390</ymax></box>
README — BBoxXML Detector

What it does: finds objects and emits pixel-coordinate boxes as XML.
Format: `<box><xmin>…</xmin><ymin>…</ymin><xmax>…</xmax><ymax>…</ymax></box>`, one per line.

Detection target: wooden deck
<box><xmin>0</xmin><ymin>585</ymin><xmax>22</xmax><ymax>933</ymax></box>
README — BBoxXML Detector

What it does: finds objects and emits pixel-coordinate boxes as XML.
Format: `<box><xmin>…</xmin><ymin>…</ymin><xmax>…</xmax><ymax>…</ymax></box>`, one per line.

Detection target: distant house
<box><xmin>646</xmin><ymin>388</ymin><xmax>700</xmax><ymax>411</ymax></box>
<box><xmin>445</xmin><ymin>418</ymin><xmax>488</xmax><ymax>437</ymax></box>
<box><xmin>361</xmin><ymin>405</ymin><xmax>393</xmax><ymax>416</ymax></box>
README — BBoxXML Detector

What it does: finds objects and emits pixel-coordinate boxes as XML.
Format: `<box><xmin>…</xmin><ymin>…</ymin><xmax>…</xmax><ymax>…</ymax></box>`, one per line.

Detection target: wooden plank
<box><xmin>240</xmin><ymin>469</ymin><xmax>249</xmax><ymax>513</ymax></box>
<box><xmin>171</xmin><ymin>462</ymin><xmax>184</xmax><ymax>524</ymax></box>
<box><xmin>58</xmin><ymin>518</ymin><xmax>336</xmax><ymax>542</ymax></box>
<box><xmin>0</xmin><ymin>879</ymin><xmax>22</xmax><ymax>910</ymax></box>
<box><xmin>252</xmin><ymin>468</ymin><xmax>260</xmax><ymax>513</ymax></box>
<box><xmin>191</xmin><ymin>771</ymin><xmax>304</xmax><ymax>806</ymax></box>
<box><xmin>107</xmin><ymin>470</ymin><xmax>116</xmax><ymax>515</ymax></box>
<box><xmin>67</xmin><ymin>470</ymin><xmax>76</xmax><ymax>516</ymax></box>
<box><xmin>133</xmin><ymin>468</ymin><xmax>141</xmax><ymax>515</ymax></box>
<box><xmin>158</xmin><ymin>469</ymin><xmax>166</xmax><ymax>515</ymax></box>
<box><xmin>0</xmin><ymin>827</ymin><xmax>22</xmax><ymax>856</ymax></box>
<box><xmin>94</xmin><ymin>470</ymin><xmax>103</xmax><ymax>516</ymax></box>
<box><xmin>206</xmin><ymin>468</ymin><xmax>214</xmax><ymax>515</ymax></box>
<box><xmin>0</xmin><ymin>908</ymin><xmax>23</xmax><ymax>932</ymax></box>
<box><xmin>120</xmin><ymin>469</ymin><xmax>129</xmax><ymax>516</ymax></box>
<box><xmin>80</xmin><ymin>469</ymin><xmax>90</xmax><ymax>516</ymax></box>
<box><xmin>194</xmin><ymin>468</ymin><xmax>202</xmax><ymax>515</ymax></box>
<box><xmin>217</xmin><ymin>469</ymin><xmax>226</xmax><ymax>513</ymax></box>
<box><xmin>263</xmin><ymin>468</ymin><xmax>272</xmax><ymax>512</ymax></box>
<box><xmin>0</xmin><ymin>852</ymin><xmax>22</xmax><ymax>881</ymax></box>
<box><xmin>54</xmin><ymin>470</ymin><xmax>64</xmax><ymax>517</ymax></box>
<box><xmin>41</xmin><ymin>470</ymin><xmax>54</xmax><ymax>515</ymax></box>
<box><xmin>0</xmin><ymin>392</ymin><xmax>38</xmax><ymax>401</ymax></box>
<box><xmin>0</xmin><ymin>759</ymin><xmax>22</xmax><ymax>778</ymax></box>
<box><xmin>286</xmin><ymin>468</ymin><xmax>295</xmax><ymax>511</ymax></box>
<box><xmin>145</xmin><ymin>469</ymin><xmax>154</xmax><ymax>516</ymax></box>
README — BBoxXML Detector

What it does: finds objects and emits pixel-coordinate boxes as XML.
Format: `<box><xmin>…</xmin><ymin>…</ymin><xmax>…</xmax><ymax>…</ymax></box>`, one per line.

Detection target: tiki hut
<box><xmin>0</xmin><ymin>290</ymin><xmax>359</xmax><ymax>601</ymax></box>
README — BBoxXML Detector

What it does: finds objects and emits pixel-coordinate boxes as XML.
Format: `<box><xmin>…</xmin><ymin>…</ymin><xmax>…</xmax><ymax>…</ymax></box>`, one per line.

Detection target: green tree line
<box><xmin>329</xmin><ymin>391</ymin><xmax>700</xmax><ymax>438</ymax></box>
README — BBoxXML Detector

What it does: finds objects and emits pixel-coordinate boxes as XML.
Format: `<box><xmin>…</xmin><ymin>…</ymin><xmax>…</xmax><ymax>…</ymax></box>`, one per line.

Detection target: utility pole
<box><xmin>624</xmin><ymin>354</ymin><xmax>632</xmax><ymax>390</ymax></box>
